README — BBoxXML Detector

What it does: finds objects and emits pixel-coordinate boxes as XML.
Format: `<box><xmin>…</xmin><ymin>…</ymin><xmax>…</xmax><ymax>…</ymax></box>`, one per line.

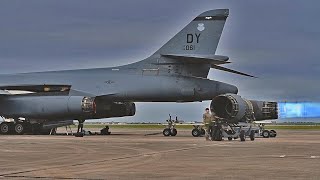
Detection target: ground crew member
<box><xmin>210</xmin><ymin>110</ymin><xmax>221</xmax><ymax>140</ymax></box>
<box><xmin>100</xmin><ymin>125</ymin><xmax>111</xmax><ymax>135</ymax></box>
<box><xmin>211</xmin><ymin>110</ymin><xmax>218</xmax><ymax>122</ymax></box>
<box><xmin>203</xmin><ymin>108</ymin><xmax>212</xmax><ymax>141</ymax></box>
<box><xmin>77</xmin><ymin>122</ymin><xmax>83</xmax><ymax>134</ymax></box>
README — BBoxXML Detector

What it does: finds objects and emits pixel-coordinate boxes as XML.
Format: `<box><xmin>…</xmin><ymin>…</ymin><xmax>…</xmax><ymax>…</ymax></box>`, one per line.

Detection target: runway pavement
<box><xmin>0</xmin><ymin>129</ymin><xmax>319</xmax><ymax>179</ymax></box>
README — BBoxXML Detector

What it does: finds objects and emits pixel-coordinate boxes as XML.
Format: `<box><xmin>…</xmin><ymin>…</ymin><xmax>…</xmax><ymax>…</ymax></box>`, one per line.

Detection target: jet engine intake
<box><xmin>210</xmin><ymin>93</ymin><xmax>278</xmax><ymax>123</ymax></box>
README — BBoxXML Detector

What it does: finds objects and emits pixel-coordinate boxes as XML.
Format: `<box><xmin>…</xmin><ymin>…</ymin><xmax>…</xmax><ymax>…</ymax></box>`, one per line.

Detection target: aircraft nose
<box><xmin>218</xmin><ymin>83</ymin><xmax>238</xmax><ymax>94</ymax></box>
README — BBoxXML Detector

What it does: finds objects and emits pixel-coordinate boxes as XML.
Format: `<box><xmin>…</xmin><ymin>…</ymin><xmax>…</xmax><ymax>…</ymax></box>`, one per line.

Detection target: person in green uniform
<box><xmin>203</xmin><ymin>108</ymin><xmax>212</xmax><ymax>141</ymax></box>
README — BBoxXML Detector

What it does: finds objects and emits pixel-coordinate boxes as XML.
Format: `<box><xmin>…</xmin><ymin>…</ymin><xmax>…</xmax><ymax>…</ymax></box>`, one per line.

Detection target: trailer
<box><xmin>254</xmin><ymin>122</ymin><xmax>277</xmax><ymax>138</ymax></box>
<box><xmin>208</xmin><ymin>121</ymin><xmax>277</xmax><ymax>141</ymax></box>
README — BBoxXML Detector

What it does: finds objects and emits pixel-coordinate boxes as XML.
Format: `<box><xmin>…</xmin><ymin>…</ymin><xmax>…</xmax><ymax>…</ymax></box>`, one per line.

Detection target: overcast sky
<box><xmin>0</xmin><ymin>0</ymin><xmax>319</xmax><ymax>122</ymax></box>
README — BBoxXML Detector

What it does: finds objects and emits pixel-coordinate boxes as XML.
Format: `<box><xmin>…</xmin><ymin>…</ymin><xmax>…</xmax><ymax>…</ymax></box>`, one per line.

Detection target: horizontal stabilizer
<box><xmin>211</xmin><ymin>64</ymin><xmax>257</xmax><ymax>78</ymax></box>
<box><xmin>161</xmin><ymin>54</ymin><xmax>230</xmax><ymax>65</ymax></box>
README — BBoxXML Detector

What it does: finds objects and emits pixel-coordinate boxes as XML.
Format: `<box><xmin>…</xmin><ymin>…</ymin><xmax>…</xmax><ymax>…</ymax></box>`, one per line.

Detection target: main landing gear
<box><xmin>191</xmin><ymin>125</ymin><xmax>205</xmax><ymax>137</ymax></box>
<box><xmin>0</xmin><ymin>121</ymin><xmax>29</xmax><ymax>135</ymax></box>
<box><xmin>0</xmin><ymin>120</ymin><xmax>50</xmax><ymax>135</ymax></box>
<box><xmin>162</xmin><ymin>115</ymin><xmax>178</xmax><ymax>137</ymax></box>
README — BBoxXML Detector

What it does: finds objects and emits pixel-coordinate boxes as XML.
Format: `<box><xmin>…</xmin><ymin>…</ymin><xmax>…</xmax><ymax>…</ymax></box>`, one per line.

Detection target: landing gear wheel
<box><xmin>14</xmin><ymin>123</ymin><xmax>25</xmax><ymax>135</ymax></box>
<box><xmin>228</xmin><ymin>137</ymin><xmax>233</xmax><ymax>141</ymax></box>
<box><xmin>171</xmin><ymin>128</ymin><xmax>177</xmax><ymax>136</ymax></box>
<box><xmin>240</xmin><ymin>130</ymin><xmax>246</xmax><ymax>141</ymax></box>
<box><xmin>163</xmin><ymin>128</ymin><xmax>171</xmax><ymax>136</ymax></box>
<box><xmin>250</xmin><ymin>130</ymin><xmax>255</xmax><ymax>141</ymax></box>
<box><xmin>262</xmin><ymin>130</ymin><xmax>270</xmax><ymax>138</ymax></box>
<box><xmin>0</xmin><ymin>122</ymin><xmax>10</xmax><ymax>134</ymax></box>
<box><xmin>270</xmin><ymin>130</ymin><xmax>277</xmax><ymax>138</ymax></box>
<box><xmin>192</xmin><ymin>129</ymin><xmax>200</xmax><ymax>137</ymax></box>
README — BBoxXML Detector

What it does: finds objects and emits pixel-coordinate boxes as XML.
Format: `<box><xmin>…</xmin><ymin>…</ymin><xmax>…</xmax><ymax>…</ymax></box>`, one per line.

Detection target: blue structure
<box><xmin>278</xmin><ymin>102</ymin><xmax>320</xmax><ymax>119</ymax></box>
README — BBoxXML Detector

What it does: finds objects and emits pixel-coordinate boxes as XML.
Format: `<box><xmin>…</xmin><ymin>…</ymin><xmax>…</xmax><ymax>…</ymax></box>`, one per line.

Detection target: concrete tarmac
<box><xmin>0</xmin><ymin>129</ymin><xmax>319</xmax><ymax>180</ymax></box>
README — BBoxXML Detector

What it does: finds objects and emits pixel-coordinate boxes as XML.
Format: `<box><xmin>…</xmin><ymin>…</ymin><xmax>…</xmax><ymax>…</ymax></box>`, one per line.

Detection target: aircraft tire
<box><xmin>0</xmin><ymin>122</ymin><xmax>11</xmax><ymax>134</ymax></box>
<box><xmin>270</xmin><ymin>130</ymin><xmax>277</xmax><ymax>138</ymax></box>
<box><xmin>240</xmin><ymin>130</ymin><xmax>246</xmax><ymax>141</ymax></box>
<box><xmin>191</xmin><ymin>129</ymin><xmax>200</xmax><ymax>137</ymax></box>
<box><xmin>262</xmin><ymin>130</ymin><xmax>270</xmax><ymax>138</ymax></box>
<box><xmin>163</xmin><ymin>128</ymin><xmax>171</xmax><ymax>136</ymax></box>
<box><xmin>228</xmin><ymin>137</ymin><xmax>233</xmax><ymax>141</ymax></box>
<box><xmin>14</xmin><ymin>123</ymin><xmax>25</xmax><ymax>135</ymax></box>
<box><xmin>171</xmin><ymin>128</ymin><xmax>177</xmax><ymax>136</ymax></box>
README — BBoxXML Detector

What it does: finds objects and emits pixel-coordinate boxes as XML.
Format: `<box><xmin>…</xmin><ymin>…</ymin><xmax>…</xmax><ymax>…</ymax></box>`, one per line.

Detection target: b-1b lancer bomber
<box><xmin>0</xmin><ymin>9</ymin><xmax>278</xmax><ymax>135</ymax></box>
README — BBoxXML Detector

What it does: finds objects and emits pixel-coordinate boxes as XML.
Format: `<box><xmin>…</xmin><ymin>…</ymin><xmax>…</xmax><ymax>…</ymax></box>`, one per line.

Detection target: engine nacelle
<box><xmin>0</xmin><ymin>96</ymin><xmax>136</xmax><ymax>120</ymax></box>
<box><xmin>210</xmin><ymin>93</ymin><xmax>278</xmax><ymax>123</ymax></box>
<box><xmin>0</xmin><ymin>96</ymin><xmax>96</xmax><ymax>119</ymax></box>
<box><xmin>93</xmin><ymin>100</ymin><xmax>136</xmax><ymax>118</ymax></box>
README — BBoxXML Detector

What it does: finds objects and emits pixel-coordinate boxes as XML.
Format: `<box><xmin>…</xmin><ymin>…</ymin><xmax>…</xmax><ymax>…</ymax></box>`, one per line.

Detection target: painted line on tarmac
<box><xmin>266</xmin><ymin>155</ymin><xmax>320</xmax><ymax>159</ymax></box>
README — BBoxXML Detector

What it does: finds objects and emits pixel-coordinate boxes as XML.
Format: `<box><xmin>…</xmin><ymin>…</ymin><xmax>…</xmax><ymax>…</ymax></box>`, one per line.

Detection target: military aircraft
<box><xmin>0</xmin><ymin>9</ymin><xmax>277</xmax><ymax>135</ymax></box>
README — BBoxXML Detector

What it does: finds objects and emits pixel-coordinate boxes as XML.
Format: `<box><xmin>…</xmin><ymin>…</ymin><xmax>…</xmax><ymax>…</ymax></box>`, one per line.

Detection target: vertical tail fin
<box><xmin>155</xmin><ymin>9</ymin><xmax>229</xmax><ymax>56</ymax></box>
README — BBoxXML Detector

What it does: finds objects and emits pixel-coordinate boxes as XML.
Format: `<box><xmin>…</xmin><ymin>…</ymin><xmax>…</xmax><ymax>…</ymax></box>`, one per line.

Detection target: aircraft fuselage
<box><xmin>0</xmin><ymin>67</ymin><xmax>238</xmax><ymax>102</ymax></box>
